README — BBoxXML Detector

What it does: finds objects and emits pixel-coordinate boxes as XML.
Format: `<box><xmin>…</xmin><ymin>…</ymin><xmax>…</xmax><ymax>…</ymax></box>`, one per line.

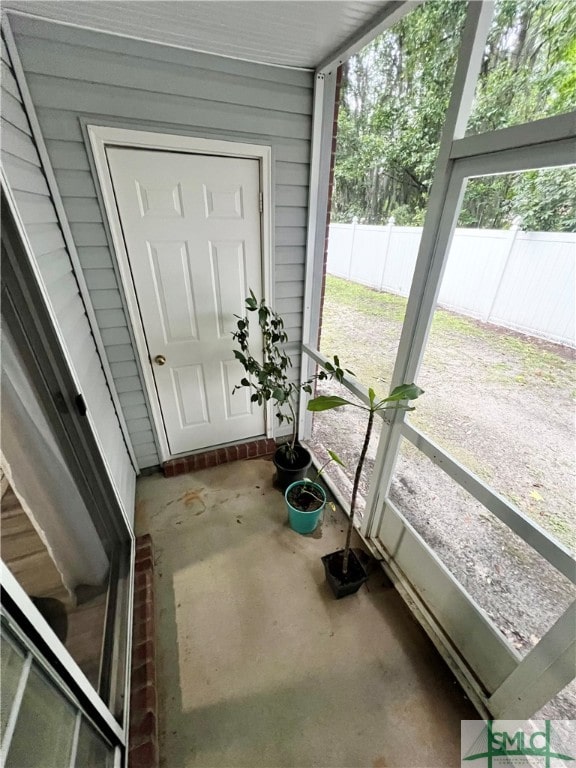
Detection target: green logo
<box><xmin>463</xmin><ymin>721</ymin><xmax>575</xmax><ymax>767</ymax></box>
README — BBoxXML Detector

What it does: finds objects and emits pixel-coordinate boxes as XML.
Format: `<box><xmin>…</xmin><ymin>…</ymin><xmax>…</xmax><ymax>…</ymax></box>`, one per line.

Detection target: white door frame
<box><xmin>88</xmin><ymin>126</ymin><xmax>273</xmax><ymax>463</ymax></box>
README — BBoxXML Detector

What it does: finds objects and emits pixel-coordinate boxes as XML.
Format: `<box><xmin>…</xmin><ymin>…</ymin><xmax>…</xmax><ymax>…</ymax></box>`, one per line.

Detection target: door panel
<box><xmin>106</xmin><ymin>148</ymin><xmax>265</xmax><ymax>456</ymax></box>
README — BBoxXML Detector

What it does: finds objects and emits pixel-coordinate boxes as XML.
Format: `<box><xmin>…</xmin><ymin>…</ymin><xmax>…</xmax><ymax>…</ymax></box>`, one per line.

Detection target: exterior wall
<box><xmin>10</xmin><ymin>15</ymin><xmax>314</xmax><ymax>464</ymax></box>
<box><xmin>1</xmin><ymin>33</ymin><xmax>137</xmax><ymax>523</ymax></box>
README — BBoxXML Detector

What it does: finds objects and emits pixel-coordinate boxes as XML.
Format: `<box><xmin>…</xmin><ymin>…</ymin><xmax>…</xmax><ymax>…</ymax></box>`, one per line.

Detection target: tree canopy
<box><xmin>332</xmin><ymin>0</ymin><xmax>576</xmax><ymax>232</ymax></box>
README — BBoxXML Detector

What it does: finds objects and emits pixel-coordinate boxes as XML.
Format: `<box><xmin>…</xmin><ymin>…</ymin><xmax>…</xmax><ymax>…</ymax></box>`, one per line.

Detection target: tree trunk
<box><xmin>342</xmin><ymin>409</ymin><xmax>374</xmax><ymax>574</ymax></box>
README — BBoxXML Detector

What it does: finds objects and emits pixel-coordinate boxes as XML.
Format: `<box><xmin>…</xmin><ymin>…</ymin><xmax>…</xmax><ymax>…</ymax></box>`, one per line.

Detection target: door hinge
<box><xmin>259</xmin><ymin>192</ymin><xmax>263</xmax><ymax>214</ymax></box>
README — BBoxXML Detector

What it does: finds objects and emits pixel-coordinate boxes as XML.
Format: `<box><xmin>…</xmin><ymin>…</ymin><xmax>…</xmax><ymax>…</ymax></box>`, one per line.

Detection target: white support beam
<box><xmin>450</xmin><ymin>111</ymin><xmax>576</xmax><ymax>160</ymax></box>
<box><xmin>299</xmin><ymin>69</ymin><xmax>338</xmax><ymax>440</ymax></box>
<box><xmin>362</xmin><ymin>1</ymin><xmax>495</xmax><ymax>538</ymax></box>
<box><xmin>454</xmin><ymin>137</ymin><xmax>576</xmax><ymax>180</ymax></box>
<box><xmin>389</xmin><ymin>0</ymin><xmax>495</xmax><ymax>390</ymax></box>
<box><xmin>301</xmin><ymin>71</ymin><xmax>338</xmax><ymax>349</ymax></box>
<box><xmin>317</xmin><ymin>1</ymin><xmax>421</xmax><ymax>75</ymax></box>
<box><xmin>402</xmin><ymin>422</ymin><xmax>576</xmax><ymax>584</ymax></box>
<box><xmin>489</xmin><ymin>601</ymin><xmax>576</xmax><ymax>719</ymax></box>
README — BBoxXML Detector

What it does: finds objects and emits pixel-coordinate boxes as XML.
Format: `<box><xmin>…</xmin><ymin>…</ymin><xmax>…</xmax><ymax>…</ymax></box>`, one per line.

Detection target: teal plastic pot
<box><xmin>285</xmin><ymin>479</ymin><xmax>326</xmax><ymax>535</ymax></box>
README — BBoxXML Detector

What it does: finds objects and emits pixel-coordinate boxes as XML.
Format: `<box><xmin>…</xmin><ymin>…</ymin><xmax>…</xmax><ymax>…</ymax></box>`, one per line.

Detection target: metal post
<box><xmin>362</xmin><ymin>1</ymin><xmax>495</xmax><ymax>538</ymax></box>
<box><xmin>347</xmin><ymin>215</ymin><xmax>358</xmax><ymax>279</ymax></box>
<box><xmin>484</xmin><ymin>216</ymin><xmax>522</xmax><ymax>323</ymax></box>
<box><xmin>299</xmin><ymin>68</ymin><xmax>338</xmax><ymax>441</ymax></box>
<box><xmin>378</xmin><ymin>215</ymin><xmax>395</xmax><ymax>291</ymax></box>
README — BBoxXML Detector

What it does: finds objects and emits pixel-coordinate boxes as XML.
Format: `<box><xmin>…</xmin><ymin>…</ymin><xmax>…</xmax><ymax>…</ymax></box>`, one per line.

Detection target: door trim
<box><xmin>87</xmin><ymin>125</ymin><xmax>274</xmax><ymax>463</ymax></box>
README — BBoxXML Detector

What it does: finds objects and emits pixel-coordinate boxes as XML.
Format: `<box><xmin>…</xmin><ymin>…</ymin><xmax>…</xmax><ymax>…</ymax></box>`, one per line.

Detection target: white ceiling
<box><xmin>2</xmin><ymin>1</ymin><xmax>400</xmax><ymax>70</ymax></box>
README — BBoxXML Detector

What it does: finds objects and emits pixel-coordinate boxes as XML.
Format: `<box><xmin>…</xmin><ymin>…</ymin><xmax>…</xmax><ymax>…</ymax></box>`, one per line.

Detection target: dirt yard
<box><xmin>310</xmin><ymin>275</ymin><xmax>576</xmax><ymax>716</ymax></box>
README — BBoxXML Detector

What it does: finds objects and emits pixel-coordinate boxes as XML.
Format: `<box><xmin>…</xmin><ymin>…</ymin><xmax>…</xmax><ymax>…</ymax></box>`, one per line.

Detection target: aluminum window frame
<box><xmin>1</xmin><ymin>181</ymin><xmax>134</xmax><ymax>752</ymax></box>
<box><xmin>0</xmin><ymin>603</ymin><xmax>122</xmax><ymax>764</ymax></box>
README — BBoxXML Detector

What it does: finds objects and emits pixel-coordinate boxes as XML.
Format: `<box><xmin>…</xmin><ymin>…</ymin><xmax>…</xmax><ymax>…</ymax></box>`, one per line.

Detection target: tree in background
<box><xmin>333</xmin><ymin>0</ymin><xmax>576</xmax><ymax>232</ymax></box>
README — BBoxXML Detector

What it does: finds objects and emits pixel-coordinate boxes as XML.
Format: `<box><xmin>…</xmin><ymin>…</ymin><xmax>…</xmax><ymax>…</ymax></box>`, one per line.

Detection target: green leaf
<box><xmin>307</xmin><ymin>395</ymin><xmax>352</xmax><ymax>411</ymax></box>
<box><xmin>240</xmin><ymin>378</ymin><xmax>250</xmax><ymax>387</ymax></box>
<box><xmin>368</xmin><ymin>387</ymin><xmax>376</xmax><ymax>406</ymax></box>
<box><xmin>327</xmin><ymin>449</ymin><xmax>345</xmax><ymax>467</ymax></box>
<box><xmin>383</xmin><ymin>383</ymin><xmax>424</xmax><ymax>403</ymax></box>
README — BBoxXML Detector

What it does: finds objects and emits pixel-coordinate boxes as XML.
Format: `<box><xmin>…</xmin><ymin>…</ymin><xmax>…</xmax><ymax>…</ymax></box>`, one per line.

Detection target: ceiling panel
<box><xmin>2</xmin><ymin>1</ymin><xmax>395</xmax><ymax>69</ymax></box>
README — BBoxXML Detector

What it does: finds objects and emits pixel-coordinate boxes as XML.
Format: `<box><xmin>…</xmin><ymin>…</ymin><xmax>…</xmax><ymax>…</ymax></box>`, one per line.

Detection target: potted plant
<box><xmin>308</xmin><ymin>382</ymin><xmax>424</xmax><ymax>598</ymax></box>
<box><xmin>285</xmin><ymin>450</ymin><xmax>344</xmax><ymax>535</ymax></box>
<box><xmin>232</xmin><ymin>291</ymin><xmax>350</xmax><ymax>490</ymax></box>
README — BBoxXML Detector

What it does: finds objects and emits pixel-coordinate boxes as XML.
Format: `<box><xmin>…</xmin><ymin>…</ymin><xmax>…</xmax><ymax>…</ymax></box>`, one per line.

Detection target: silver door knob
<box><xmin>154</xmin><ymin>355</ymin><xmax>166</xmax><ymax>366</ymax></box>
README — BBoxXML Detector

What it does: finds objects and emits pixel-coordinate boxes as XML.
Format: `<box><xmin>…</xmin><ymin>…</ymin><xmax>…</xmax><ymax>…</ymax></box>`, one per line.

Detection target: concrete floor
<box><xmin>135</xmin><ymin>458</ymin><xmax>477</xmax><ymax>768</ymax></box>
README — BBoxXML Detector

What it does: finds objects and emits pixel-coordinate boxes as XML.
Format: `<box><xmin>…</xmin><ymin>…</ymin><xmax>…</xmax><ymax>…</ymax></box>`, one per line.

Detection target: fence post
<box><xmin>377</xmin><ymin>216</ymin><xmax>395</xmax><ymax>291</ymax></box>
<box><xmin>347</xmin><ymin>216</ymin><xmax>358</xmax><ymax>279</ymax></box>
<box><xmin>484</xmin><ymin>217</ymin><xmax>522</xmax><ymax>323</ymax></box>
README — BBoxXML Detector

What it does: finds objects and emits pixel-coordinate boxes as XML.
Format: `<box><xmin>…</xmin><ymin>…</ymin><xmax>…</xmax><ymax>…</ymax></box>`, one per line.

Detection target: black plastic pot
<box><xmin>321</xmin><ymin>549</ymin><xmax>368</xmax><ymax>599</ymax></box>
<box><xmin>273</xmin><ymin>444</ymin><xmax>312</xmax><ymax>491</ymax></box>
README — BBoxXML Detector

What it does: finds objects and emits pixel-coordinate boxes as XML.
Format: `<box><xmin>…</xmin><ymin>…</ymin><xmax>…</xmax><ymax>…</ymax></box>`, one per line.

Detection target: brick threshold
<box><xmin>129</xmin><ymin>535</ymin><xmax>158</xmax><ymax>768</ymax></box>
<box><xmin>162</xmin><ymin>437</ymin><xmax>277</xmax><ymax>478</ymax></box>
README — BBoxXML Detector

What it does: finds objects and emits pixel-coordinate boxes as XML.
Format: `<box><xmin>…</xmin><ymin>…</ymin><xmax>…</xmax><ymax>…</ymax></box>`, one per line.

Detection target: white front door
<box><xmin>106</xmin><ymin>147</ymin><xmax>265</xmax><ymax>456</ymax></box>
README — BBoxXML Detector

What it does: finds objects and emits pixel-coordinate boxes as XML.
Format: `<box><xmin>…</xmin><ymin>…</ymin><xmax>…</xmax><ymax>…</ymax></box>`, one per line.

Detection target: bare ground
<box><xmin>309</xmin><ymin>276</ymin><xmax>576</xmax><ymax>716</ymax></box>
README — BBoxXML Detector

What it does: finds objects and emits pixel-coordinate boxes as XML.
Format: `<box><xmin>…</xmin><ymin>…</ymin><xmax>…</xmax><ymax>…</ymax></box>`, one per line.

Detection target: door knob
<box><xmin>154</xmin><ymin>355</ymin><xmax>166</xmax><ymax>366</ymax></box>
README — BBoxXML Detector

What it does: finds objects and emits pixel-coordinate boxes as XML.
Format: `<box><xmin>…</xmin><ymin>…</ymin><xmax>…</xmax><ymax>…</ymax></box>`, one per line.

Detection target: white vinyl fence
<box><xmin>327</xmin><ymin>222</ymin><xmax>576</xmax><ymax>347</ymax></box>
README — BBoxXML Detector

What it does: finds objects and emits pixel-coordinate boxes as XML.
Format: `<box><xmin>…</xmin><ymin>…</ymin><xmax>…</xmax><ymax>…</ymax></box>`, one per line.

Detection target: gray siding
<box><xmin>1</xmin><ymin>34</ymin><xmax>137</xmax><ymax>521</ymax></box>
<box><xmin>10</xmin><ymin>15</ymin><xmax>313</xmax><ymax>460</ymax></box>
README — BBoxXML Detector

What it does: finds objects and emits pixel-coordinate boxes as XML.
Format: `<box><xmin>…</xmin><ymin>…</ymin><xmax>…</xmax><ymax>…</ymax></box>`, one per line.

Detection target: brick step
<box><xmin>129</xmin><ymin>534</ymin><xmax>158</xmax><ymax>768</ymax></box>
<box><xmin>162</xmin><ymin>437</ymin><xmax>277</xmax><ymax>478</ymax></box>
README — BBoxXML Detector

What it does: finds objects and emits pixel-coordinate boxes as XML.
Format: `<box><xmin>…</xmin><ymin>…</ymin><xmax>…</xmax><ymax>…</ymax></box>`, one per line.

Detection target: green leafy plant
<box><xmin>308</xmin><ymin>382</ymin><xmax>424</xmax><ymax>574</ymax></box>
<box><xmin>232</xmin><ymin>291</ymin><xmax>352</xmax><ymax>462</ymax></box>
<box><xmin>313</xmin><ymin>449</ymin><xmax>345</xmax><ymax>484</ymax></box>
<box><xmin>288</xmin><ymin>450</ymin><xmax>345</xmax><ymax>512</ymax></box>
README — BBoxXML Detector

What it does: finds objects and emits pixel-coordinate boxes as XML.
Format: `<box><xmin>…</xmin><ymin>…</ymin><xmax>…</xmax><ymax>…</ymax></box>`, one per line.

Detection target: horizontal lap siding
<box><xmin>1</xmin><ymin>36</ymin><xmax>137</xmax><ymax>521</ymax></box>
<box><xmin>12</xmin><ymin>16</ymin><xmax>313</xmax><ymax>463</ymax></box>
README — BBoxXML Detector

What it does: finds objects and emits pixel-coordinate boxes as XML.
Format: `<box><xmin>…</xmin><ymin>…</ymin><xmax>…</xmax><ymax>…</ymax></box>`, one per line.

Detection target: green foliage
<box><xmin>312</xmin><ymin>449</ymin><xmax>346</xmax><ymax>486</ymax></box>
<box><xmin>308</xmin><ymin>383</ymin><xmax>424</xmax><ymax>414</ymax></box>
<box><xmin>512</xmin><ymin>167</ymin><xmax>576</xmax><ymax>232</ymax></box>
<box><xmin>308</xmin><ymin>378</ymin><xmax>423</xmax><ymax>573</ymax></box>
<box><xmin>334</xmin><ymin>0</ymin><xmax>576</xmax><ymax>232</ymax></box>
<box><xmin>231</xmin><ymin>291</ymin><xmax>351</xmax><ymax>458</ymax></box>
<box><xmin>333</xmin><ymin>0</ymin><xmax>466</xmax><ymax>225</ymax></box>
